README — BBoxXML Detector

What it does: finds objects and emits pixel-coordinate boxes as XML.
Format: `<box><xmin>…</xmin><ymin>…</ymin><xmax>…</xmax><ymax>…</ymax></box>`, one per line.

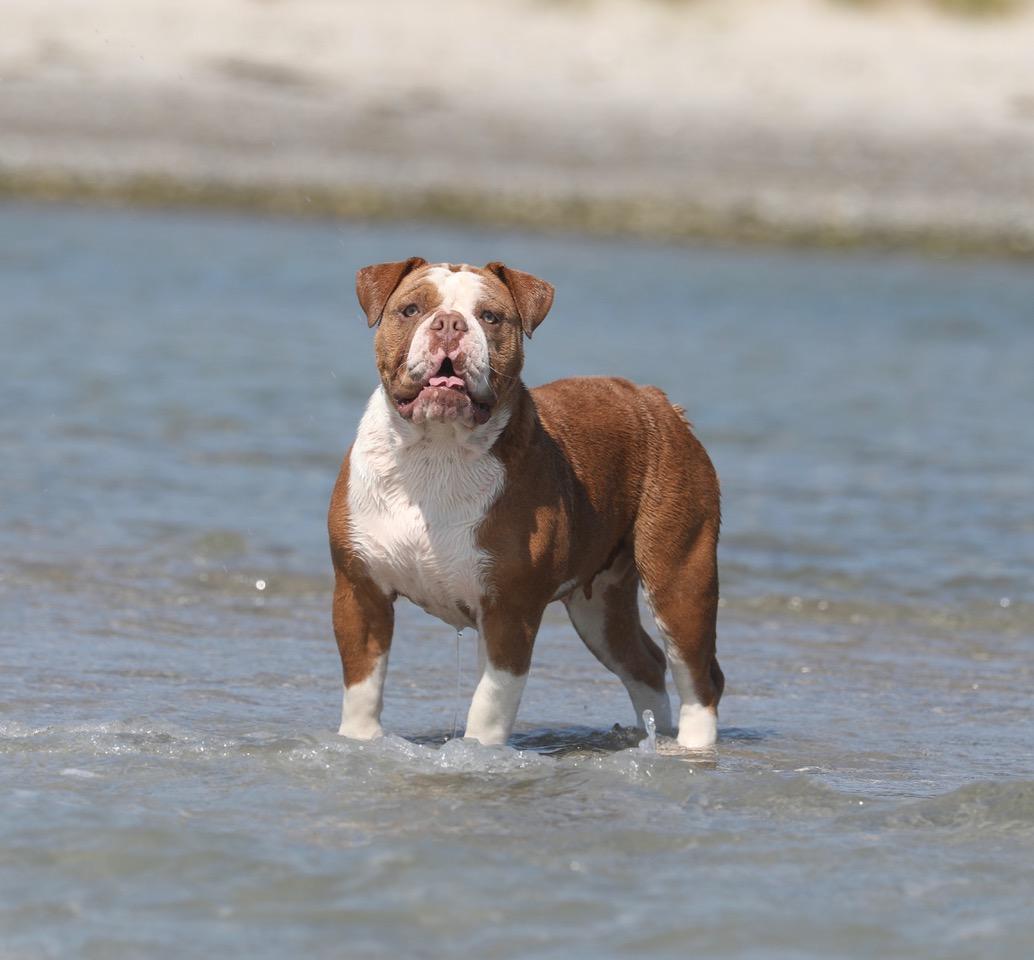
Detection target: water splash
<box><xmin>451</xmin><ymin>629</ymin><xmax>463</xmax><ymax>740</ymax></box>
<box><xmin>638</xmin><ymin>709</ymin><xmax>657</xmax><ymax>753</ymax></box>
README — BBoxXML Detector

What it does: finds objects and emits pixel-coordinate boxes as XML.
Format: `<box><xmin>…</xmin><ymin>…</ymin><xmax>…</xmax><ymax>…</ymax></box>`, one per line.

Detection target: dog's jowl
<box><xmin>328</xmin><ymin>259</ymin><xmax>724</xmax><ymax>748</ymax></box>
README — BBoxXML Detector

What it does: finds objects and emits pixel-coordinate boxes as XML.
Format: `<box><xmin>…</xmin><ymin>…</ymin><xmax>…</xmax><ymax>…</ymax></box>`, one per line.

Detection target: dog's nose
<box><xmin>430</xmin><ymin>311</ymin><xmax>468</xmax><ymax>334</ymax></box>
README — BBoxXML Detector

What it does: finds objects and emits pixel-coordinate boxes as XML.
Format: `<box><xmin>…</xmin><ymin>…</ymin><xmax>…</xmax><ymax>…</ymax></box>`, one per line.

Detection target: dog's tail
<box><xmin>670</xmin><ymin>402</ymin><xmax>694</xmax><ymax>431</ymax></box>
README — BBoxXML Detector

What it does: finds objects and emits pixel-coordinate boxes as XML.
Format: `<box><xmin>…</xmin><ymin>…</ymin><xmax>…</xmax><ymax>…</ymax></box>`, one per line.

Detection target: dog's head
<box><xmin>356</xmin><ymin>259</ymin><xmax>554</xmax><ymax>428</ymax></box>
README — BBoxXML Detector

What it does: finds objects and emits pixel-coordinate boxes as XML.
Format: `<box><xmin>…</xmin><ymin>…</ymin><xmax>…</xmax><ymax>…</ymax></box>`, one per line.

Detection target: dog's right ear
<box><xmin>356</xmin><ymin>257</ymin><xmax>427</xmax><ymax>328</ymax></box>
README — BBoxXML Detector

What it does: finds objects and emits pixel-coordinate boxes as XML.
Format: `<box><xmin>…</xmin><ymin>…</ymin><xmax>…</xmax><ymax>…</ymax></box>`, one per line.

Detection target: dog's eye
<box><xmin>482</xmin><ymin>310</ymin><xmax>500</xmax><ymax>324</ymax></box>
<box><xmin>402</xmin><ymin>304</ymin><xmax>420</xmax><ymax>318</ymax></box>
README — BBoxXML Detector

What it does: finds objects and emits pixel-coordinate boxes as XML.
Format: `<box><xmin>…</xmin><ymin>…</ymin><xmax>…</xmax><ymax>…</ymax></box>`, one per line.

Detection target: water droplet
<box><xmin>451</xmin><ymin>629</ymin><xmax>463</xmax><ymax>741</ymax></box>
<box><xmin>638</xmin><ymin>709</ymin><xmax>657</xmax><ymax>753</ymax></box>
<box><xmin>255</xmin><ymin>579</ymin><xmax>266</xmax><ymax>591</ymax></box>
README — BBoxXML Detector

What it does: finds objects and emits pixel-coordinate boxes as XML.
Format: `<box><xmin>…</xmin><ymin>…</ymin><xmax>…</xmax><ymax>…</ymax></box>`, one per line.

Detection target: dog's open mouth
<box><xmin>395</xmin><ymin>358</ymin><xmax>492</xmax><ymax>425</ymax></box>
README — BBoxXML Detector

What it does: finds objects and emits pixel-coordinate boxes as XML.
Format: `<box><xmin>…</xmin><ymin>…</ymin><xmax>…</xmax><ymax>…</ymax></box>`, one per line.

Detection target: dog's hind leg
<box><xmin>564</xmin><ymin>552</ymin><xmax>672</xmax><ymax>732</ymax></box>
<box><xmin>636</xmin><ymin>522</ymin><xmax>723</xmax><ymax>750</ymax></box>
<box><xmin>629</xmin><ymin>395</ymin><xmax>723</xmax><ymax>750</ymax></box>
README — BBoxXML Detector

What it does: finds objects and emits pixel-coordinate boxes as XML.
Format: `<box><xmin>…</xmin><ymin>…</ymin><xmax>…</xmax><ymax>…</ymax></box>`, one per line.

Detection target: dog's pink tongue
<box><xmin>428</xmin><ymin>375</ymin><xmax>466</xmax><ymax>391</ymax></box>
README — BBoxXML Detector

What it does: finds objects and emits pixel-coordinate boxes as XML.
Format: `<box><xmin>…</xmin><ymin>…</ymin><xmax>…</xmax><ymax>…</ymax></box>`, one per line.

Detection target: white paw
<box><xmin>337</xmin><ymin>720</ymin><xmax>384</xmax><ymax>740</ymax></box>
<box><xmin>676</xmin><ymin>703</ymin><xmax>718</xmax><ymax>749</ymax></box>
<box><xmin>462</xmin><ymin>721</ymin><xmax>510</xmax><ymax>746</ymax></box>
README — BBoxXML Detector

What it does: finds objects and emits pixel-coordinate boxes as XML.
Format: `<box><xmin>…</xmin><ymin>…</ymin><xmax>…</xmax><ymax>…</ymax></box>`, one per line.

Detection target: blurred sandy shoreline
<box><xmin>3</xmin><ymin>0</ymin><xmax>1033</xmax><ymax>254</ymax></box>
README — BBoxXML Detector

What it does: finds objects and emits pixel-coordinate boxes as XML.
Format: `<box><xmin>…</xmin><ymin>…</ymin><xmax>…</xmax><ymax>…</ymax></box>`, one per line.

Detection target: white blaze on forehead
<box><xmin>424</xmin><ymin>265</ymin><xmax>486</xmax><ymax>315</ymax></box>
<box><xmin>406</xmin><ymin>265</ymin><xmax>492</xmax><ymax>399</ymax></box>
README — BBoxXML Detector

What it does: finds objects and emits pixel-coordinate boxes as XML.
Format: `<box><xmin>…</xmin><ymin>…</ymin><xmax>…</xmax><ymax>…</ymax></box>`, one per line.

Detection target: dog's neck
<box><xmin>369</xmin><ymin>385</ymin><xmax>512</xmax><ymax>462</ymax></box>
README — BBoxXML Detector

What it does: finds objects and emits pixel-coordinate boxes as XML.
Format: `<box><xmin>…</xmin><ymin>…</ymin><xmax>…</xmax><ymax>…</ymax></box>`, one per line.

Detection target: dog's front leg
<box><xmin>464</xmin><ymin>602</ymin><xmax>543</xmax><ymax>746</ymax></box>
<box><xmin>333</xmin><ymin>571</ymin><xmax>394</xmax><ymax>740</ymax></box>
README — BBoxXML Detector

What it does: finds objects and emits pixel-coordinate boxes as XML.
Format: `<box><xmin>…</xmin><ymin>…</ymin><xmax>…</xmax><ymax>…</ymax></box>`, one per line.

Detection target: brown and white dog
<box><xmin>328</xmin><ymin>258</ymin><xmax>724</xmax><ymax>749</ymax></box>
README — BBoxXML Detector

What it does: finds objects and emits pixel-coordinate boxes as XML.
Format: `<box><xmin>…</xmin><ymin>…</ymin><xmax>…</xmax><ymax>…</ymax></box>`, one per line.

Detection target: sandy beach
<box><xmin>3</xmin><ymin>0</ymin><xmax>1034</xmax><ymax>252</ymax></box>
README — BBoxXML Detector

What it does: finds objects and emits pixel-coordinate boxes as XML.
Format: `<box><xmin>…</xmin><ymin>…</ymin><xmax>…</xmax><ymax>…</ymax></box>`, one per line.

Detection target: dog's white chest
<box><xmin>346</xmin><ymin>390</ymin><xmax>507</xmax><ymax>628</ymax></box>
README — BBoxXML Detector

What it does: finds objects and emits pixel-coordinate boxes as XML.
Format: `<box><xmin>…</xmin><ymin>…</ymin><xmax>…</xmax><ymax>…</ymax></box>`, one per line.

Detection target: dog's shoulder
<box><xmin>529</xmin><ymin>375</ymin><xmax>693</xmax><ymax>449</ymax></box>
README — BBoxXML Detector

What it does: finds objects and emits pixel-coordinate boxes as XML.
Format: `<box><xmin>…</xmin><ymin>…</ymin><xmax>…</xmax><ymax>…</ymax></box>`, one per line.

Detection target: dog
<box><xmin>328</xmin><ymin>258</ymin><xmax>723</xmax><ymax>748</ymax></box>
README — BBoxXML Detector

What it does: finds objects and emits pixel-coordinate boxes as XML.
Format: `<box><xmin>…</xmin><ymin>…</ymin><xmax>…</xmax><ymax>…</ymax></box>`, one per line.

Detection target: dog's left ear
<box><xmin>485</xmin><ymin>262</ymin><xmax>555</xmax><ymax>338</ymax></box>
<box><xmin>356</xmin><ymin>257</ymin><xmax>428</xmax><ymax>328</ymax></box>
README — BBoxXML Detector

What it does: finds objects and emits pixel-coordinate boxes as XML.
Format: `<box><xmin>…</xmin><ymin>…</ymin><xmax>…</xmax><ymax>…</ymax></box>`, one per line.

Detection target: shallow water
<box><xmin>2</xmin><ymin>203</ymin><xmax>1032</xmax><ymax>958</ymax></box>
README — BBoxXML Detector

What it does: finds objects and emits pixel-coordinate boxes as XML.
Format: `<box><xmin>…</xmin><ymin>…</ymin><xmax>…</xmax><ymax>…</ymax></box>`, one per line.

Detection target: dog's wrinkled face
<box><xmin>356</xmin><ymin>259</ymin><xmax>554</xmax><ymax>429</ymax></box>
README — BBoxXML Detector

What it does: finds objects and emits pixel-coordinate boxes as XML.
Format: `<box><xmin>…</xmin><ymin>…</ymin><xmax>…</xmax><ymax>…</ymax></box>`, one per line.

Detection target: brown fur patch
<box><xmin>475</xmin><ymin>376</ymin><xmax>722</xmax><ymax>703</ymax></box>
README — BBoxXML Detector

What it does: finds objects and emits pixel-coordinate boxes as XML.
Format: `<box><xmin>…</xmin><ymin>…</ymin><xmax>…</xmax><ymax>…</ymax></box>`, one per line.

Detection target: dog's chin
<box><xmin>394</xmin><ymin>384</ymin><xmax>492</xmax><ymax>427</ymax></box>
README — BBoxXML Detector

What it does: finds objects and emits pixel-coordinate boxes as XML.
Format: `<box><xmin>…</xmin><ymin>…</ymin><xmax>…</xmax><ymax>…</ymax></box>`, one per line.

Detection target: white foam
<box><xmin>369</xmin><ymin>733</ymin><xmax>553</xmax><ymax>775</ymax></box>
